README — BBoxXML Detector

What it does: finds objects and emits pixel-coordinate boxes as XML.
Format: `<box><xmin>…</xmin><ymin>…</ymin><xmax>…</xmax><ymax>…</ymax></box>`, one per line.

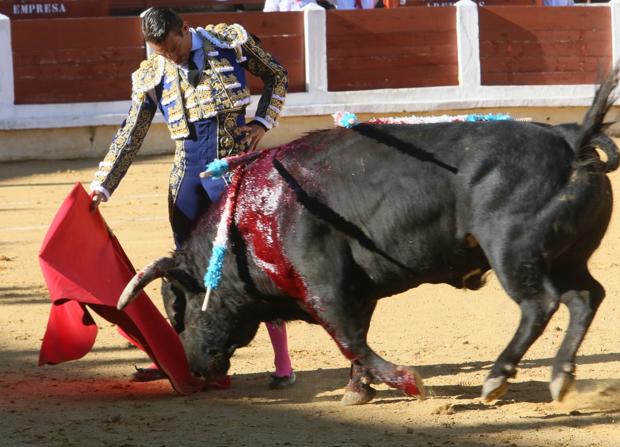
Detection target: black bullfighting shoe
<box><xmin>269</xmin><ymin>371</ymin><xmax>296</xmax><ymax>390</ymax></box>
<box><xmin>130</xmin><ymin>365</ymin><xmax>167</xmax><ymax>382</ymax></box>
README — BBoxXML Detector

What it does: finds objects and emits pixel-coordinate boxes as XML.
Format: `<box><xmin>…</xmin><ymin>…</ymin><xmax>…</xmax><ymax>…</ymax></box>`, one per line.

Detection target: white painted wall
<box><xmin>0</xmin><ymin>84</ymin><xmax>605</xmax><ymax>131</ymax></box>
<box><xmin>303</xmin><ymin>4</ymin><xmax>328</xmax><ymax>95</ymax></box>
<box><xmin>0</xmin><ymin>14</ymin><xmax>15</xmax><ymax>110</ymax></box>
<box><xmin>456</xmin><ymin>0</ymin><xmax>481</xmax><ymax>88</ymax></box>
<box><xmin>611</xmin><ymin>0</ymin><xmax>620</xmax><ymax>64</ymax></box>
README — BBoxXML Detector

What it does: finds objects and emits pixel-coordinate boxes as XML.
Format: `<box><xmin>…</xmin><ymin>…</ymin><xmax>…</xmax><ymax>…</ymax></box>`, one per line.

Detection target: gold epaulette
<box><xmin>198</xmin><ymin>23</ymin><xmax>248</xmax><ymax>49</ymax></box>
<box><xmin>131</xmin><ymin>54</ymin><xmax>165</xmax><ymax>100</ymax></box>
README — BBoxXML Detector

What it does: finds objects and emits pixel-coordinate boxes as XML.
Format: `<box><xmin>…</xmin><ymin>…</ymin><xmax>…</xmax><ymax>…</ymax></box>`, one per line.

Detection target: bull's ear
<box><xmin>163</xmin><ymin>281</ymin><xmax>187</xmax><ymax>333</ymax></box>
<box><xmin>168</xmin><ymin>269</ymin><xmax>205</xmax><ymax>293</ymax></box>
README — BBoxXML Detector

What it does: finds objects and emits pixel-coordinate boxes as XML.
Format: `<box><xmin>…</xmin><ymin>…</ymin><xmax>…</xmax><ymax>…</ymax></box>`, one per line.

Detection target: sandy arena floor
<box><xmin>0</xmin><ymin>147</ymin><xmax>619</xmax><ymax>446</ymax></box>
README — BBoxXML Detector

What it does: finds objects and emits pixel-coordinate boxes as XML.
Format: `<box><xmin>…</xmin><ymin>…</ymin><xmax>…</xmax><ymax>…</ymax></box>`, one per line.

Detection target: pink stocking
<box><xmin>266</xmin><ymin>321</ymin><xmax>292</xmax><ymax>377</ymax></box>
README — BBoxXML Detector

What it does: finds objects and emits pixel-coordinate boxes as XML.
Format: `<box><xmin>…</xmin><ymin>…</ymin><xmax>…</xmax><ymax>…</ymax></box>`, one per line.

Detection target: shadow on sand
<box><xmin>1</xmin><ymin>337</ymin><xmax>619</xmax><ymax>447</ymax></box>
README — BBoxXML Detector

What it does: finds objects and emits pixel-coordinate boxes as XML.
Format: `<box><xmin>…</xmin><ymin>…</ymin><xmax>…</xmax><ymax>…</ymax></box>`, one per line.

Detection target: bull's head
<box><xmin>117</xmin><ymin>256</ymin><xmax>260</xmax><ymax>382</ymax></box>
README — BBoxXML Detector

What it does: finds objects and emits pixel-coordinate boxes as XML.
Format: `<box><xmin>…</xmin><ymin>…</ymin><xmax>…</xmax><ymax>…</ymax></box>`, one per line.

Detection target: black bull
<box><xmin>119</xmin><ymin>71</ymin><xmax>619</xmax><ymax>404</ymax></box>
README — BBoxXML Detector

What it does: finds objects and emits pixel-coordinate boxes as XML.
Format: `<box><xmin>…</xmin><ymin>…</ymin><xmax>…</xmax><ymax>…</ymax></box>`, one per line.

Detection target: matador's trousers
<box><xmin>169</xmin><ymin>115</ymin><xmax>244</xmax><ymax>249</ymax></box>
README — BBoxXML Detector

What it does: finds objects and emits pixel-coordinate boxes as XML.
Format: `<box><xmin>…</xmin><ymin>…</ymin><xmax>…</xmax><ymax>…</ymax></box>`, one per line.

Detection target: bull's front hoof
<box><xmin>549</xmin><ymin>372</ymin><xmax>575</xmax><ymax>402</ymax></box>
<box><xmin>481</xmin><ymin>376</ymin><xmax>508</xmax><ymax>402</ymax></box>
<box><xmin>388</xmin><ymin>366</ymin><xmax>426</xmax><ymax>400</ymax></box>
<box><xmin>341</xmin><ymin>383</ymin><xmax>377</xmax><ymax>405</ymax></box>
<box><xmin>412</xmin><ymin>369</ymin><xmax>426</xmax><ymax>399</ymax></box>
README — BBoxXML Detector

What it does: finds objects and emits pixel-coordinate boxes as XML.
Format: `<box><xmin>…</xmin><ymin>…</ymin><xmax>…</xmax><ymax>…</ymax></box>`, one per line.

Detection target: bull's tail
<box><xmin>572</xmin><ymin>65</ymin><xmax>620</xmax><ymax>173</ymax></box>
<box><xmin>590</xmin><ymin>132</ymin><xmax>620</xmax><ymax>173</ymax></box>
<box><xmin>535</xmin><ymin>69</ymin><xmax>619</xmax><ymax>272</ymax></box>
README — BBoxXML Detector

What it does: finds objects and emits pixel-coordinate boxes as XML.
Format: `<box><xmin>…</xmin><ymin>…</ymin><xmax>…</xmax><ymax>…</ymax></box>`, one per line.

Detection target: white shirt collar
<box><xmin>190</xmin><ymin>28</ymin><xmax>202</xmax><ymax>52</ymax></box>
<box><xmin>178</xmin><ymin>29</ymin><xmax>204</xmax><ymax>73</ymax></box>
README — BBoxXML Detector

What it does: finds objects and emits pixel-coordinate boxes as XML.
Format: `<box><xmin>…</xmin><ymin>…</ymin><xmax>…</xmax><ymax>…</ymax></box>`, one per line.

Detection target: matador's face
<box><xmin>148</xmin><ymin>23</ymin><xmax>192</xmax><ymax>66</ymax></box>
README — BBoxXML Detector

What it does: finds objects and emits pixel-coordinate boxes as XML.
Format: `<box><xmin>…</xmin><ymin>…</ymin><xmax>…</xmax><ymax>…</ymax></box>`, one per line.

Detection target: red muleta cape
<box><xmin>38</xmin><ymin>183</ymin><xmax>205</xmax><ymax>394</ymax></box>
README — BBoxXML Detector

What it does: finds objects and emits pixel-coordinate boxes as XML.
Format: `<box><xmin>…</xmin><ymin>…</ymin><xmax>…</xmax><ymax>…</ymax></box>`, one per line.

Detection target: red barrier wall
<box><xmin>108</xmin><ymin>0</ymin><xmax>266</xmax><ymax>12</ymax></box>
<box><xmin>184</xmin><ymin>12</ymin><xmax>305</xmax><ymax>94</ymax></box>
<box><xmin>108</xmin><ymin>0</ymin><xmax>146</xmax><ymax>9</ymax></box>
<box><xmin>11</xmin><ymin>17</ymin><xmax>144</xmax><ymax>104</ymax></box>
<box><xmin>10</xmin><ymin>7</ymin><xmax>615</xmax><ymax>104</ymax></box>
<box><xmin>326</xmin><ymin>8</ymin><xmax>458</xmax><ymax>91</ymax></box>
<box><xmin>11</xmin><ymin>11</ymin><xmax>304</xmax><ymax>105</ymax></box>
<box><xmin>479</xmin><ymin>6</ymin><xmax>612</xmax><ymax>85</ymax></box>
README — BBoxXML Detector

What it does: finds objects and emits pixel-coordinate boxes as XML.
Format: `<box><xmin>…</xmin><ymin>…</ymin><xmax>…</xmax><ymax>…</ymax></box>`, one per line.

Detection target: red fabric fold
<box><xmin>38</xmin><ymin>183</ymin><xmax>204</xmax><ymax>395</ymax></box>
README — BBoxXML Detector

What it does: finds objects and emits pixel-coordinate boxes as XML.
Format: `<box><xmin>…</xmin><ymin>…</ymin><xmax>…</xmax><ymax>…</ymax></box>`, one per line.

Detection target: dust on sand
<box><xmin>1</xmin><ymin>155</ymin><xmax>618</xmax><ymax>447</ymax></box>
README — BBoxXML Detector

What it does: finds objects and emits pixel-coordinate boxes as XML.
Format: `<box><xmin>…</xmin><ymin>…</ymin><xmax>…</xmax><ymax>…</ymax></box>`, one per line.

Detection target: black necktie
<box><xmin>188</xmin><ymin>53</ymin><xmax>200</xmax><ymax>87</ymax></box>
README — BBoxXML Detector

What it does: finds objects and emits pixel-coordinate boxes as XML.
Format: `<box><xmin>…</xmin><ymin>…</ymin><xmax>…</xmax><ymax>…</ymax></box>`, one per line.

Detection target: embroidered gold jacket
<box><xmin>91</xmin><ymin>23</ymin><xmax>287</xmax><ymax>198</ymax></box>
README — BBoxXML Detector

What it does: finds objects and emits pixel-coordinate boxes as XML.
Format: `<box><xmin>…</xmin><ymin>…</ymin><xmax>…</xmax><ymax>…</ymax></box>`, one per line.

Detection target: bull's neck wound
<box><xmin>234</xmin><ymin>148</ymin><xmax>307</xmax><ymax>299</ymax></box>
<box><xmin>231</xmin><ymin>145</ymin><xmax>355</xmax><ymax>360</ymax></box>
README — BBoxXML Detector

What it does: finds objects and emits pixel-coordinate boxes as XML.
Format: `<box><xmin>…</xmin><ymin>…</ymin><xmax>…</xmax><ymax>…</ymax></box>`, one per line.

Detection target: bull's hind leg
<box><xmin>478</xmin><ymin>244</ymin><xmax>560</xmax><ymax>401</ymax></box>
<box><xmin>549</xmin><ymin>265</ymin><xmax>605</xmax><ymax>402</ymax></box>
<box><xmin>482</xmin><ymin>295</ymin><xmax>559</xmax><ymax>401</ymax></box>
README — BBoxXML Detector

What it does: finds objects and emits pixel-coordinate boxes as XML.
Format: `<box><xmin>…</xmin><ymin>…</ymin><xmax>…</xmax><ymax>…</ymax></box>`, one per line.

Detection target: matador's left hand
<box><xmin>239</xmin><ymin>122</ymin><xmax>266</xmax><ymax>152</ymax></box>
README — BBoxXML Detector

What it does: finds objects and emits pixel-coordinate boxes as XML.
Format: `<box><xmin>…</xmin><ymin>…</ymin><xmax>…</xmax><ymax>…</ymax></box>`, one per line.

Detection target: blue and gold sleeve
<box><xmin>239</xmin><ymin>34</ymin><xmax>288</xmax><ymax>130</ymax></box>
<box><xmin>90</xmin><ymin>95</ymin><xmax>157</xmax><ymax>199</ymax></box>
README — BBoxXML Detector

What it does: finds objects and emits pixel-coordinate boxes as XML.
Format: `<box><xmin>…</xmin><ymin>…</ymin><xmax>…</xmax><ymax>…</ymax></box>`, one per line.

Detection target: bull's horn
<box><xmin>117</xmin><ymin>257</ymin><xmax>177</xmax><ymax>310</ymax></box>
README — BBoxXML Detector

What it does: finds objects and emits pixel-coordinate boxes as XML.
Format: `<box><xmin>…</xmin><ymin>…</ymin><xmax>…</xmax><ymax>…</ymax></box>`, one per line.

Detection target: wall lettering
<box><xmin>12</xmin><ymin>3</ymin><xmax>68</xmax><ymax>15</ymax></box>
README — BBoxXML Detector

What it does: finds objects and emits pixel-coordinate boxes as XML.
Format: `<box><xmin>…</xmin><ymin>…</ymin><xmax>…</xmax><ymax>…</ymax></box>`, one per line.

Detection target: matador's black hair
<box><xmin>141</xmin><ymin>7</ymin><xmax>183</xmax><ymax>43</ymax></box>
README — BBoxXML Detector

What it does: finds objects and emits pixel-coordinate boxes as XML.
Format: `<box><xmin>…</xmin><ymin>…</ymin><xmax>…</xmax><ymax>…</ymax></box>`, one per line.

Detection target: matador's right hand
<box><xmin>90</xmin><ymin>191</ymin><xmax>105</xmax><ymax>212</ymax></box>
